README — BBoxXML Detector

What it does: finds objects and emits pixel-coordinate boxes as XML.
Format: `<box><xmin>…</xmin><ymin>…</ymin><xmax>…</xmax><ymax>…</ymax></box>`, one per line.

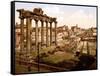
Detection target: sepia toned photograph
<box><xmin>11</xmin><ymin>1</ymin><xmax>97</xmax><ymax>74</ymax></box>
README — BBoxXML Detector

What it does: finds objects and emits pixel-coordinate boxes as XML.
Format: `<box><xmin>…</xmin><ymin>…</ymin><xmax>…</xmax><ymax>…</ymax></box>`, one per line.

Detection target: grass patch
<box><xmin>42</xmin><ymin>51</ymin><xmax>74</xmax><ymax>64</ymax></box>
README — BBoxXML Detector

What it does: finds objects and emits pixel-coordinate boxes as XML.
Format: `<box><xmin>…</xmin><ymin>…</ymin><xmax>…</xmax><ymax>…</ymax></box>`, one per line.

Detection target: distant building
<box><xmin>56</xmin><ymin>25</ymin><xmax>70</xmax><ymax>41</ymax></box>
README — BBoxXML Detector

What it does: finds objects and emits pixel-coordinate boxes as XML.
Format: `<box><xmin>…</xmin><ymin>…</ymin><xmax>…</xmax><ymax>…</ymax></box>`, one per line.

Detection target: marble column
<box><xmin>46</xmin><ymin>21</ymin><xmax>49</xmax><ymax>47</ymax></box>
<box><xmin>35</xmin><ymin>19</ymin><xmax>38</xmax><ymax>51</ymax></box>
<box><xmin>41</xmin><ymin>20</ymin><xmax>44</xmax><ymax>46</ymax></box>
<box><xmin>50</xmin><ymin>22</ymin><xmax>52</xmax><ymax>46</ymax></box>
<box><xmin>26</xmin><ymin>18</ymin><xmax>32</xmax><ymax>57</ymax></box>
<box><xmin>20</xmin><ymin>18</ymin><xmax>24</xmax><ymax>54</ymax></box>
<box><xmin>55</xmin><ymin>21</ymin><xmax>57</xmax><ymax>45</ymax></box>
<box><xmin>87</xmin><ymin>41</ymin><xmax>90</xmax><ymax>55</ymax></box>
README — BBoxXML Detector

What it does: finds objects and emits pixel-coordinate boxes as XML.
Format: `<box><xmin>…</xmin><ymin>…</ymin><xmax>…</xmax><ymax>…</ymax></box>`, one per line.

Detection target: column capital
<box><xmin>49</xmin><ymin>17</ymin><xmax>53</xmax><ymax>23</ymax></box>
<box><xmin>34</xmin><ymin>15</ymin><xmax>39</xmax><ymax>22</ymax></box>
<box><xmin>17</xmin><ymin>9</ymin><xmax>25</xmax><ymax>19</ymax></box>
<box><xmin>45</xmin><ymin>20</ymin><xmax>49</xmax><ymax>23</ymax></box>
<box><xmin>45</xmin><ymin>18</ymin><xmax>49</xmax><ymax>23</ymax></box>
<box><xmin>26</xmin><ymin>17</ymin><xmax>32</xmax><ymax>20</ymax></box>
<box><xmin>40</xmin><ymin>19</ymin><xmax>45</xmax><ymax>23</ymax></box>
<box><xmin>19</xmin><ymin>16</ymin><xmax>25</xmax><ymax>19</ymax></box>
<box><xmin>34</xmin><ymin>19</ymin><xmax>39</xmax><ymax>22</ymax></box>
<box><xmin>49</xmin><ymin>21</ymin><xmax>53</xmax><ymax>24</ymax></box>
<box><xmin>54</xmin><ymin>21</ymin><xmax>57</xmax><ymax>24</ymax></box>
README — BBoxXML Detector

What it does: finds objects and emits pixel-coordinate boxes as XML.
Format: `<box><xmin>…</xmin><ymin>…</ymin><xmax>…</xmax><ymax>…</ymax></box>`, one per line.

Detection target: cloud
<box><xmin>15</xmin><ymin>2</ymin><xmax>96</xmax><ymax>29</ymax></box>
<box><xmin>42</xmin><ymin>6</ymin><xmax>96</xmax><ymax>28</ymax></box>
<box><xmin>43</xmin><ymin>6</ymin><xmax>64</xmax><ymax>17</ymax></box>
<box><xmin>63</xmin><ymin>9</ymin><xmax>96</xmax><ymax>28</ymax></box>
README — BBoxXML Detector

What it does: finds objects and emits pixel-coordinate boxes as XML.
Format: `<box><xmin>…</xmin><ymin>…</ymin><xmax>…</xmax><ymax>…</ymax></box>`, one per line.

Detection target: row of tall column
<box><xmin>20</xmin><ymin>18</ymin><xmax>57</xmax><ymax>52</ymax></box>
<box><xmin>35</xmin><ymin>20</ymin><xmax>57</xmax><ymax>51</ymax></box>
<box><xmin>41</xmin><ymin>20</ymin><xmax>57</xmax><ymax>47</ymax></box>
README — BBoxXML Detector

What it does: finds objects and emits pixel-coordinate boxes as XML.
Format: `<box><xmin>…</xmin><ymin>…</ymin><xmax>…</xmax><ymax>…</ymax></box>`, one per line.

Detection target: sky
<box><xmin>15</xmin><ymin>2</ymin><xmax>97</xmax><ymax>29</ymax></box>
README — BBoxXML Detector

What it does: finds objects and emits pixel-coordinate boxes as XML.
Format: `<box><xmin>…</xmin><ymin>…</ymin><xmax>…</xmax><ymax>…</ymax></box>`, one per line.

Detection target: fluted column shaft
<box><xmin>20</xmin><ymin>18</ymin><xmax>24</xmax><ymax>54</ymax></box>
<box><xmin>35</xmin><ymin>20</ymin><xmax>38</xmax><ymax>51</ymax></box>
<box><xmin>55</xmin><ymin>21</ymin><xmax>57</xmax><ymax>45</ymax></box>
<box><xmin>50</xmin><ymin>22</ymin><xmax>52</xmax><ymax>46</ymax></box>
<box><xmin>46</xmin><ymin>21</ymin><xmax>49</xmax><ymax>47</ymax></box>
<box><xmin>41</xmin><ymin>21</ymin><xmax>44</xmax><ymax>46</ymax></box>
<box><xmin>26</xmin><ymin>18</ymin><xmax>32</xmax><ymax>56</ymax></box>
